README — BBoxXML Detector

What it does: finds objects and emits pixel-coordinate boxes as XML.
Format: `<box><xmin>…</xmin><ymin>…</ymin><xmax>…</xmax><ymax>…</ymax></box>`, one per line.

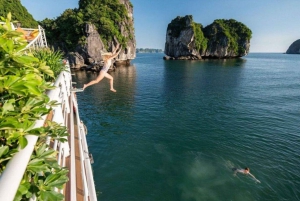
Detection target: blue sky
<box><xmin>21</xmin><ymin>0</ymin><xmax>300</xmax><ymax>52</ymax></box>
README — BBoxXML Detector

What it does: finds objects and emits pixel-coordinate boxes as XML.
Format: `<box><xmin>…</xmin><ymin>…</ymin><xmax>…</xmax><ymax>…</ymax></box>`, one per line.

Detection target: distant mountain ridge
<box><xmin>136</xmin><ymin>48</ymin><xmax>163</xmax><ymax>53</ymax></box>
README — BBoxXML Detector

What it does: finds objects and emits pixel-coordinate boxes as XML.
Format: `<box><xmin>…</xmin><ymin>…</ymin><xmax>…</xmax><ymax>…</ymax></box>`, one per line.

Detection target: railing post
<box><xmin>69</xmin><ymin>92</ymin><xmax>77</xmax><ymax>201</ymax></box>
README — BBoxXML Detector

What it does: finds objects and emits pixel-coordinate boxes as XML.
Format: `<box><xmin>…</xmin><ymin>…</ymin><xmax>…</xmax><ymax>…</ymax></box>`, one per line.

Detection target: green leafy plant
<box><xmin>0</xmin><ymin>13</ymin><xmax>69</xmax><ymax>201</ymax></box>
<box><xmin>32</xmin><ymin>48</ymin><xmax>66</xmax><ymax>82</ymax></box>
<box><xmin>31</xmin><ymin>120</ymin><xmax>69</xmax><ymax>143</ymax></box>
<box><xmin>14</xmin><ymin>143</ymin><xmax>69</xmax><ymax>201</ymax></box>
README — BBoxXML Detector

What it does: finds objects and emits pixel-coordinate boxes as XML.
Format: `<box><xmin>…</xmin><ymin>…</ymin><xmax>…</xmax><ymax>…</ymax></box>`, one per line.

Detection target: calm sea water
<box><xmin>73</xmin><ymin>53</ymin><xmax>300</xmax><ymax>201</ymax></box>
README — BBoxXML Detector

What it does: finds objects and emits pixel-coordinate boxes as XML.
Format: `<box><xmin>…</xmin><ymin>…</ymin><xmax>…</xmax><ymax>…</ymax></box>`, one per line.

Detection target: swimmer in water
<box><xmin>232</xmin><ymin>167</ymin><xmax>261</xmax><ymax>183</ymax></box>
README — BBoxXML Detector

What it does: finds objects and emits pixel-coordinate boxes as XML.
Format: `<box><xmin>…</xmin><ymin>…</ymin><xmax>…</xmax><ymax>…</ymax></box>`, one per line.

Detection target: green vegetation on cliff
<box><xmin>40</xmin><ymin>0</ymin><xmax>133</xmax><ymax>51</ymax></box>
<box><xmin>40</xmin><ymin>9</ymin><xmax>82</xmax><ymax>51</ymax></box>
<box><xmin>192</xmin><ymin>22</ymin><xmax>207</xmax><ymax>53</ymax></box>
<box><xmin>0</xmin><ymin>0</ymin><xmax>38</xmax><ymax>28</ymax></box>
<box><xmin>204</xmin><ymin>19</ymin><xmax>252</xmax><ymax>54</ymax></box>
<box><xmin>79</xmin><ymin>0</ymin><xmax>131</xmax><ymax>46</ymax></box>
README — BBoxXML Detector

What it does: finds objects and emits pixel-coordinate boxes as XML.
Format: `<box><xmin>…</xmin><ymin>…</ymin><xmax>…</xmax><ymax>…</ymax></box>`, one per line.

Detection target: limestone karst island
<box><xmin>164</xmin><ymin>15</ymin><xmax>252</xmax><ymax>60</ymax></box>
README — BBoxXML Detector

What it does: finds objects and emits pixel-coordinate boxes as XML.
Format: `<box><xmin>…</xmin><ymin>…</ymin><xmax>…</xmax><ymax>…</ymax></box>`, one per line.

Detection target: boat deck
<box><xmin>64</xmin><ymin>106</ymin><xmax>85</xmax><ymax>201</ymax></box>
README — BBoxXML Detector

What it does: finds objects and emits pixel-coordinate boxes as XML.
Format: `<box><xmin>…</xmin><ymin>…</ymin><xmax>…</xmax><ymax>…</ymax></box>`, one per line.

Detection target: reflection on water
<box><xmin>73</xmin><ymin>65</ymin><xmax>137</xmax><ymax>136</ymax></box>
<box><xmin>73</xmin><ymin>64</ymin><xmax>137</xmax><ymax>107</ymax></box>
<box><xmin>163</xmin><ymin>58</ymin><xmax>246</xmax><ymax>94</ymax></box>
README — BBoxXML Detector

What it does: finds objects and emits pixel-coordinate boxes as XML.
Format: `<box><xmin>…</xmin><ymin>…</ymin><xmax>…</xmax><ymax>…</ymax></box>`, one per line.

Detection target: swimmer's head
<box><xmin>244</xmin><ymin>167</ymin><xmax>250</xmax><ymax>173</ymax></box>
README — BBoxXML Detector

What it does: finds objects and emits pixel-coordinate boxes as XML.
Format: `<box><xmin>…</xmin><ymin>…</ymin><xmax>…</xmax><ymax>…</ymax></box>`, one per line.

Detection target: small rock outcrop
<box><xmin>286</xmin><ymin>39</ymin><xmax>300</xmax><ymax>54</ymax></box>
<box><xmin>164</xmin><ymin>15</ymin><xmax>252</xmax><ymax>59</ymax></box>
<box><xmin>68</xmin><ymin>52</ymin><xmax>85</xmax><ymax>69</ymax></box>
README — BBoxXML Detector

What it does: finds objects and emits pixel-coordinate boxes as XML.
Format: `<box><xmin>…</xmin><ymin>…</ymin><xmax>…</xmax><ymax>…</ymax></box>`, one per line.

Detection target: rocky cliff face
<box><xmin>63</xmin><ymin>0</ymin><xmax>136</xmax><ymax>68</ymax></box>
<box><xmin>164</xmin><ymin>15</ymin><xmax>251</xmax><ymax>59</ymax></box>
<box><xmin>202</xmin><ymin>20</ymin><xmax>251</xmax><ymax>58</ymax></box>
<box><xmin>68</xmin><ymin>24</ymin><xmax>105</xmax><ymax>68</ymax></box>
<box><xmin>286</xmin><ymin>39</ymin><xmax>300</xmax><ymax>54</ymax></box>
<box><xmin>116</xmin><ymin>0</ymin><xmax>136</xmax><ymax>63</ymax></box>
<box><xmin>165</xmin><ymin>16</ymin><xmax>201</xmax><ymax>59</ymax></box>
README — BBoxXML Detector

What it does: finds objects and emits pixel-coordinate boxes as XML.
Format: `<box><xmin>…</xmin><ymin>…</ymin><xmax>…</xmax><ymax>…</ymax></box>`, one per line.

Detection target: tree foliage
<box><xmin>192</xmin><ymin>22</ymin><xmax>207</xmax><ymax>53</ymax></box>
<box><xmin>0</xmin><ymin>0</ymin><xmax>38</xmax><ymax>28</ymax></box>
<box><xmin>39</xmin><ymin>0</ymin><xmax>133</xmax><ymax>51</ymax></box>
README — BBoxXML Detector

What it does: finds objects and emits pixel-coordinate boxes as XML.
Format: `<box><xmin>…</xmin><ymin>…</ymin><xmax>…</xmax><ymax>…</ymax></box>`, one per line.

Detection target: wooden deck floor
<box><xmin>74</xmin><ymin>121</ymin><xmax>84</xmax><ymax>200</ymax></box>
<box><xmin>64</xmin><ymin>110</ymin><xmax>85</xmax><ymax>201</ymax></box>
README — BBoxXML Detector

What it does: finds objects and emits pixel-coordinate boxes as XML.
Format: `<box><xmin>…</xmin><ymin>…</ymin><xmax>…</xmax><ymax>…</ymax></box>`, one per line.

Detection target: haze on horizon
<box><xmin>21</xmin><ymin>0</ymin><xmax>300</xmax><ymax>53</ymax></box>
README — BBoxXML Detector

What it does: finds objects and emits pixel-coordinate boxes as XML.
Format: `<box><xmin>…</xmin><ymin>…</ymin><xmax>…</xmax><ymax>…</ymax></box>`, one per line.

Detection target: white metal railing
<box><xmin>73</xmin><ymin>93</ymin><xmax>98</xmax><ymax>201</ymax></box>
<box><xmin>23</xmin><ymin>25</ymin><xmax>48</xmax><ymax>50</ymax></box>
<box><xmin>0</xmin><ymin>22</ymin><xmax>47</xmax><ymax>50</ymax></box>
<box><xmin>0</xmin><ymin>65</ymin><xmax>97</xmax><ymax>201</ymax></box>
